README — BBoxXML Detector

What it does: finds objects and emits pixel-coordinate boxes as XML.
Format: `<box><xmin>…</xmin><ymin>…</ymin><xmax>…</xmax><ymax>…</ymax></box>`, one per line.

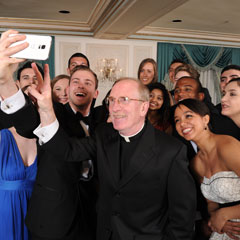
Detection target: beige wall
<box><xmin>54</xmin><ymin>36</ymin><xmax>157</xmax><ymax>106</ymax></box>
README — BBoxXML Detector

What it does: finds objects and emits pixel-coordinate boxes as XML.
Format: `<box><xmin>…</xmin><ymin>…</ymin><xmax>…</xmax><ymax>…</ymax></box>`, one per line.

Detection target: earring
<box><xmin>204</xmin><ymin>126</ymin><xmax>207</xmax><ymax>130</ymax></box>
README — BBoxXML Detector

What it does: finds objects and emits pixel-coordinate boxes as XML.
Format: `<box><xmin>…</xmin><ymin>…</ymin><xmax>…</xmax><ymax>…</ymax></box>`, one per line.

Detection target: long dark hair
<box><xmin>174</xmin><ymin>98</ymin><xmax>210</xmax><ymax>118</ymax></box>
<box><xmin>148</xmin><ymin>82</ymin><xmax>171</xmax><ymax>129</ymax></box>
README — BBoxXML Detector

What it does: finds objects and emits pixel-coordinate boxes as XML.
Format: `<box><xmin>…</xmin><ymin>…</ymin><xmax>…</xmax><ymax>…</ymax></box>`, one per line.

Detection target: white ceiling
<box><xmin>1</xmin><ymin>0</ymin><xmax>240</xmax><ymax>45</ymax></box>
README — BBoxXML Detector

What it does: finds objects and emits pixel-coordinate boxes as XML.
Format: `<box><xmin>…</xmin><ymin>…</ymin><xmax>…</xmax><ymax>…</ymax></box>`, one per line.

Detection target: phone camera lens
<box><xmin>41</xmin><ymin>45</ymin><xmax>46</xmax><ymax>49</ymax></box>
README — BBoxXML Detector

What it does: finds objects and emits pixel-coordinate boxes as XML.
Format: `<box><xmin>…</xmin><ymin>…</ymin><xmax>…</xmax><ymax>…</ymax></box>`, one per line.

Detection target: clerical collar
<box><xmin>119</xmin><ymin>123</ymin><xmax>145</xmax><ymax>142</ymax></box>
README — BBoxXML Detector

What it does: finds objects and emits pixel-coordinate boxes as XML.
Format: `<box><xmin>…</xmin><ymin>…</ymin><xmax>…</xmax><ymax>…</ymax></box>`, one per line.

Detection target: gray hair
<box><xmin>114</xmin><ymin>78</ymin><xmax>150</xmax><ymax>101</ymax></box>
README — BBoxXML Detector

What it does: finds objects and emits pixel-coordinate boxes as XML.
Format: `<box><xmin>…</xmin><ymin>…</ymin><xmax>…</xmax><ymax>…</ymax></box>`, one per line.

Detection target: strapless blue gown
<box><xmin>0</xmin><ymin>129</ymin><xmax>37</xmax><ymax>240</ymax></box>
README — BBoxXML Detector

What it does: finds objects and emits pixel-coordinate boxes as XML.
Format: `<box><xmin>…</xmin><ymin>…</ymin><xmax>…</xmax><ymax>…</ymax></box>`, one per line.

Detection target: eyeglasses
<box><xmin>105</xmin><ymin>96</ymin><xmax>144</xmax><ymax>106</ymax></box>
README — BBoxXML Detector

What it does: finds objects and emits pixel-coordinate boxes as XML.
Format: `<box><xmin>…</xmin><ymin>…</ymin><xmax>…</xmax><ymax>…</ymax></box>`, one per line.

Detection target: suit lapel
<box><xmin>103</xmin><ymin>130</ymin><xmax>121</xmax><ymax>185</ymax></box>
<box><xmin>119</xmin><ymin>122</ymin><xmax>156</xmax><ymax>189</ymax></box>
<box><xmin>63</xmin><ymin>103</ymin><xmax>86</xmax><ymax>137</ymax></box>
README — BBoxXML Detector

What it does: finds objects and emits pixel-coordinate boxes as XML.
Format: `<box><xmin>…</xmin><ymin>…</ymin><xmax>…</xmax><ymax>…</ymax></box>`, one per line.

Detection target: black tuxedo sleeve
<box><xmin>166</xmin><ymin>144</ymin><xmax>196</xmax><ymax>240</ymax></box>
<box><xmin>0</xmin><ymin>94</ymin><xmax>40</xmax><ymax>138</ymax></box>
<box><xmin>41</xmin><ymin>126</ymin><xmax>97</xmax><ymax>164</ymax></box>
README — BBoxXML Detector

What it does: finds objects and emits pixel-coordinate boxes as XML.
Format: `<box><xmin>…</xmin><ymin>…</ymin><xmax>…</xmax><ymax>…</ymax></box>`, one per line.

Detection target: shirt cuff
<box><xmin>0</xmin><ymin>89</ymin><xmax>26</xmax><ymax>114</ymax></box>
<box><xmin>81</xmin><ymin>160</ymin><xmax>93</xmax><ymax>180</ymax></box>
<box><xmin>33</xmin><ymin>119</ymin><xmax>59</xmax><ymax>145</ymax></box>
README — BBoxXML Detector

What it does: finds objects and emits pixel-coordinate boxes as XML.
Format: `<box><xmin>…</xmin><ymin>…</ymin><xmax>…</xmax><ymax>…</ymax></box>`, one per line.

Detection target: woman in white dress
<box><xmin>174</xmin><ymin>98</ymin><xmax>240</xmax><ymax>240</ymax></box>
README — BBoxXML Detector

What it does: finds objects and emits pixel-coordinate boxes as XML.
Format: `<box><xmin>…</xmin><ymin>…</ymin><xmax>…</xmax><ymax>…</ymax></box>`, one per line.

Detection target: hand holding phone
<box><xmin>10</xmin><ymin>34</ymin><xmax>52</xmax><ymax>60</ymax></box>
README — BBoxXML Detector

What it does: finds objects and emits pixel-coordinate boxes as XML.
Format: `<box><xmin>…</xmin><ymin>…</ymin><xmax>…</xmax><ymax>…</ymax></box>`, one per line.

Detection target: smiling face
<box><xmin>174</xmin><ymin>105</ymin><xmax>209</xmax><ymax>141</ymax></box>
<box><xmin>174</xmin><ymin>77</ymin><xmax>203</xmax><ymax>103</ymax></box>
<box><xmin>52</xmin><ymin>78</ymin><xmax>69</xmax><ymax>104</ymax></box>
<box><xmin>109</xmin><ymin>79</ymin><xmax>149</xmax><ymax>136</ymax></box>
<box><xmin>139</xmin><ymin>62</ymin><xmax>155</xmax><ymax>85</ymax></box>
<box><xmin>149</xmin><ymin>88</ymin><xmax>164</xmax><ymax>110</ymax></box>
<box><xmin>67</xmin><ymin>57</ymin><xmax>89</xmax><ymax>74</ymax></box>
<box><xmin>68</xmin><ymin>70</ymin><xmax>98</xmax><ymax>113</ymax></box>
<box><xmin>220</xmin><ymin>69</ymin><xmax>240</xmax><ymax>93</ymax></box>
<box><xmin>221</xmin><ymin>81</ymin><xmax>240</xmax><ymax>125</ymax></box>
<box><xmin>18</xmin><ymin>68</ymin><xmax>38</xmax><ymax>94</ymax></box>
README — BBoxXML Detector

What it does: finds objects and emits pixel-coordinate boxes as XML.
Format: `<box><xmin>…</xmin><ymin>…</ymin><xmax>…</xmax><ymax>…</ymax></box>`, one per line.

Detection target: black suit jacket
<box><xmin>0</xmin><ymin>100</ymin><xmax>98</xmax><ymax>239</ymax></box>
<box><xmin>42</xmin><ymin>121</ymin><xmax>197</xmax><ymax>240</ymax></box>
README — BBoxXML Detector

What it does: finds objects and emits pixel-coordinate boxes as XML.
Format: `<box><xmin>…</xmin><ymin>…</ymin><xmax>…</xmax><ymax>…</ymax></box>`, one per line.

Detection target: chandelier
<box><xmin>97</xmin><ymin>58</ymin><xmax>123</xmax><ymax>82</ymax></box>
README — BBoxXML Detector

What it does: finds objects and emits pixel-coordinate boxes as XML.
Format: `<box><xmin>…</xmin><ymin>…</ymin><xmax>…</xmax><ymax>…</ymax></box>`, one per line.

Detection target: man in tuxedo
<box><xmin>42</xmin><ymin>65</ymin><xmax>99</xmax><ymax>239</ymax></box>
<box><xmin>29</xmin><ymin>75</ymin><xmax>197</xmax><ymax>240</ymax></box>
<box><xmin>54</xmin><ymin>65</ymin><xmax>99</xmax><ymax>240</ymax></box>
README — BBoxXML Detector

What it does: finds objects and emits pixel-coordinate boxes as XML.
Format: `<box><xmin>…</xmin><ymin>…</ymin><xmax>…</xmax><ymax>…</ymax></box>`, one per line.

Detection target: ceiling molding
<box><xmin>137</xmin><ymin>26</ymin><xmax>240</xmax><ymax>44</ymax></box>
<box><xmin>0</xmin><ymin>17</ymin><xmax>91</xmax><ymax>34</ymax></box>
<box><xmin>93</xmin><ymin>0</ymin><xmax>188</xmax><ymax>39</ymax></box>
<box><xmin>0</xmin><ymin>0</ymin><xmax>240</xmax><ymax>43</ymax></box>
<box><xmin>92</xmin><ymin>0</ymin><xmax>130</xmax><ymax>38</ymax></box>
<box><xmin>87</xmin><ymin>0</ymin><xmax>113</xmax><ymax>27</ymax></box>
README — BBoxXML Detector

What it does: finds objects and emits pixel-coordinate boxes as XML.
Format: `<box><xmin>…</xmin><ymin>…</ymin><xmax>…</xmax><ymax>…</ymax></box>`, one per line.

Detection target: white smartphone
<box><xmin>10</xmin><ymin>34</ymin><xmax>52</xmax><ymax>61</ymax></box>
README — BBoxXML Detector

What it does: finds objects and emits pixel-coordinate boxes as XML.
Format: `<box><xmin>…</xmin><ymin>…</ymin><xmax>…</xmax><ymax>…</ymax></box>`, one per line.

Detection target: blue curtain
<box><xmin>157</xmin><ymin>42</ymin><xmax>240</xmax><ymax>82</ymax></box>
<box><xmin>232</xmin><ymin>47</ymin><xmax>240</xmax><ymax>65</ymax></box>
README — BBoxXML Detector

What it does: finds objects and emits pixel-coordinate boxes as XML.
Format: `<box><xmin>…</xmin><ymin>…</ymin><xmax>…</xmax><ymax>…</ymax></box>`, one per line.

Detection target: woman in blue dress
<box><xmin>0</xmin><ymin>127</ymin><xmax>37</xmax><ymax>240</ymax></box>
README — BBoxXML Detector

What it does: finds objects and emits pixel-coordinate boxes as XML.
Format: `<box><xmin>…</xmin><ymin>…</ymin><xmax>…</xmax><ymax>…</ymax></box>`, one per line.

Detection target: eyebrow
<box><xmin>221</xmin><ymin>74</ymin><xmax>239</xmax><ymax>79</ymax></box>
<box><xmin>72</xmin><ymin>77</ymin><xmax>94</xmax><ymax>83</ymax></box>
<box><xmin>85</xmin><ymin>78</ymin><xmax>94</xmax><ymax>83</ymax></box>
<box><xmin>175</xmin><ymin>84</ymin><xmax>194</xmax><ymax>89</ymax></box>
<box><xmin>184</xmin><ymin>110</ymin><xmax>193</xmax><ymax>114</ymax></box>
<box><xmin>71</xmin><ymin>61</ymin><xmax>87</xmax><ymax>65</ymax></box>
<box><xmin>21</xmin><ymin>74</ymin><xmax>33</xmax><ymax>78</ymax></box>
<box><xmin>174</xmin><ymin>110</ymin><xmax>193</xmax><ymax>118</ymax></box>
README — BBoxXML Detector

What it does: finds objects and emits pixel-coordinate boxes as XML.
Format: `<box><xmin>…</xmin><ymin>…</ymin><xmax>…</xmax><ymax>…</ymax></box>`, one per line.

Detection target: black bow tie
<box><xmin>76</xmin><ymin>112</ymin><xmax>90</xmax><ymax>125</ymax></box>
